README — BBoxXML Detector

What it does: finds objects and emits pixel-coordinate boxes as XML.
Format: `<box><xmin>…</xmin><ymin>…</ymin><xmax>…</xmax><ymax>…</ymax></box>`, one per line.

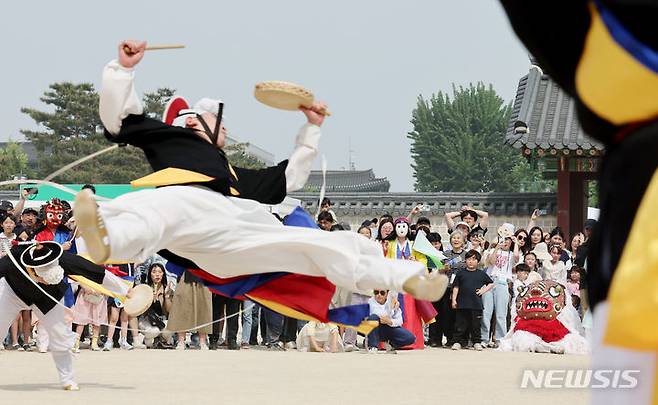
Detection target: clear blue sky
<box><xmin>1</xmin><ymin>0</ymin><xmax>529</xmax><ymax>191</ymax></box>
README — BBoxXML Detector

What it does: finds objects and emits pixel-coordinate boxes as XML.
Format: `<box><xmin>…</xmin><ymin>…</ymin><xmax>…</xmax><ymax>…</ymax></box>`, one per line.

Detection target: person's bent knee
<box><xmin>142</xmin><ymin>327</ymin><xmax>159</xmax><ymax>340</ymax></box>
<box><xmin>399</xmin><ymin>329</ymin><xmax>416</xmax><ymax>347</ymax></box>
<box><xmin>367</xmin><ymin>314</ymin><xmax>381</xmax><ymax>322</ymax></box>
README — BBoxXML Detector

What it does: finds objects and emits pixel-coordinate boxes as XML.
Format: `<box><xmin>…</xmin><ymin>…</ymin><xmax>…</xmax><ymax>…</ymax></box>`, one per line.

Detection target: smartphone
<box><xmin>537</xmin><ymin>209</ymin><xmax>547</xmax><ymax>216</ymax></box>
<box><xmin>420</xmin><ymin>204</ymin><xmax>431</xmax><ymax>212</ymax></box>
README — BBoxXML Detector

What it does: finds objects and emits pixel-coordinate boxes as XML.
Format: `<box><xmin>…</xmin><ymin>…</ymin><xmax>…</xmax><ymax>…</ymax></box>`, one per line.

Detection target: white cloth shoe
<box><xmin>132</xmin><ymin>334</ymin><xmax>146</xmax><ymax>349</ymax></box>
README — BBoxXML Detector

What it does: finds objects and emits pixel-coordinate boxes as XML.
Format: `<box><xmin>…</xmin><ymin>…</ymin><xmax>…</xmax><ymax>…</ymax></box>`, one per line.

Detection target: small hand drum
<box><xmin>254</xmin><ymin>81</ymin><xmax>330</xmax><ymax>115</ymax></box>
<box><xmin>123</xmin><ymin>284</ymin><xmax>153</xmax><ymax>317</ymax></box>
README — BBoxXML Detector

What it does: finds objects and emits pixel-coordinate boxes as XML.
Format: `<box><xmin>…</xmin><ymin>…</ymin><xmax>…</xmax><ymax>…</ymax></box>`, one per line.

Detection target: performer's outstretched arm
<box><xmin>284</xmin><ymin>123</ymin><xmax>321</xmax><ymax>192</ymax></box>
<box><xmin>58</xmin><ymin>253</ymin><xmax>130</xmax><ymax>297</ymax></box>
<box><xmin>99</xmin><ymin>41</ymin><xmax>146</xmax><ymax>135</ymax></box>
<box><xmin>285</xmin><ymin>103</ymin><xmax>328</xmax><ymax>192</ymax></box>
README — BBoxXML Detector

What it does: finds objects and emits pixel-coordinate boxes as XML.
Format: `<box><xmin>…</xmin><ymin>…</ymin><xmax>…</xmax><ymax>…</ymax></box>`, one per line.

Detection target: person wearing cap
<box><xmin>0</xmin><ymin>200</ymin><xmax>13</xmax><ymax>214</ymax></box>
<box><xmin>73</xmin><ymin>40</ymin><xmax>447</xmax><ymax>308</ymax></box>
<box><xmin>0</xmin><ymin>188</ymin><xmax>30</xmax><ymax>222</ymax></box>
<box><xmin>15</xmin><ymin>207</ymin><xmax>39</xmax><ymax>241</ymax></box>
<box><xmin>0</xmin><ymin>241</ymin><xmax>145</xmax><ymax>390</ymax></box>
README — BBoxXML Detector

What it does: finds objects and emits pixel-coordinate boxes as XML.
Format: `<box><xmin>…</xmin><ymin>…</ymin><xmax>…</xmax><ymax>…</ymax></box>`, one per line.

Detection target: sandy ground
<box><xmin>0</xmin><ymin>347</ymin><xmax>589</xmax><ymax>405</ymax></box>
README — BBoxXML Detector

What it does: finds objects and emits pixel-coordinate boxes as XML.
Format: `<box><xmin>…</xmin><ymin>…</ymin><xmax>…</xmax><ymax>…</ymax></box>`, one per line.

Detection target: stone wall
<box><xmin>289</xmin><ymin>192</ymin><xmax>559</xmax><ymax>244</ymax></box>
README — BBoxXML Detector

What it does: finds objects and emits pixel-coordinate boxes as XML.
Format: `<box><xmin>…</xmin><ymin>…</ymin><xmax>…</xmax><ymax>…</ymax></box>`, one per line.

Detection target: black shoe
<box><xmin>227</xmin><ymin>340</ymin><xmax>240</xmax><ymax>350</ymax></box>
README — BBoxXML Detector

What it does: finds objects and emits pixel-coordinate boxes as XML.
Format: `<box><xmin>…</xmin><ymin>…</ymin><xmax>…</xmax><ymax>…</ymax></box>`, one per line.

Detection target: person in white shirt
<box><xmin>511</xmin><ymin>263</ymin><xmax>542</xmax><ymax>319</ymax></box>
<box><xmin>367</xmin><ymin>290</ymin><xmax>415</xmax><ymax>352</ymax></box>
<box><xmin>0</xmin><ymin>216</ymin><xmax>17</xmax><ymax>256</ymax></box>
<box><xmin>481</xmin><ymin>232</ymin><xmax>519</xmax><ymax>347</ymax></box>
<box><xmin>541</xmin><ymin>244</ymin><xmax>568</xmax><ymax>286</ymax></box>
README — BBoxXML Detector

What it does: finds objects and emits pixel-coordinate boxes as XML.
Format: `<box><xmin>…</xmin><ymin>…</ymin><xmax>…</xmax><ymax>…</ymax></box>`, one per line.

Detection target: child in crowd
<box><xmin>426</xmin><ymin>232</ymin><xmax>444</xmax><ymax>269</ymax></box>
<box><xmin>541</xmin><ymin>244</ymin><xmax>567</xmax><ymax>285</ymax></box>
<box><xmin>451</xmin><ymin>250</ymin><xmax>493</xmax><ymax>351</ymax></box>
<box><xmin>72</xmin><ymin>285</ymin><xmax>107</xmax><ymax>352</ymax></box>
<box><xmin>566</xmin><ymin>267</ymin><xmax>582</xmax><ymax>298</ymax></box>
<box><xmin>296</xmin><ymin>321</ymin><xmax>343</xmax><ymax>353</ymax></box>
<box><xmin>510</xmin><ymin>264</ymin><xmax>539</xmax><ymax>319</ymax></box>
<box><xmin>105</xmin><ymin>297</ymin><xmax>133</xmax><ymax>350</ymax></box>
<box><xmin>522</xmin><ymin>252</ymin><xmax>543</xmax><ymax>283</ymax></box>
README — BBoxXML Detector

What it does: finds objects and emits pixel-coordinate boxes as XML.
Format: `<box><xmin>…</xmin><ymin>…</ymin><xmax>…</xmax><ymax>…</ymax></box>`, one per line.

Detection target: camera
<box><xmin>24</xmin><ymin>187</ymin><xmax>38</xmax><ymax>195</ymax></box>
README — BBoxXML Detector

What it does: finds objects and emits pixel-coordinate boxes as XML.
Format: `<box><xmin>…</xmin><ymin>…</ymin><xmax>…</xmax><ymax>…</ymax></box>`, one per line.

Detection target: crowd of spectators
<box><xmin>1</xmin><ymin>192</ymin><xmax>592</xmax><ymax>355</ymax></box>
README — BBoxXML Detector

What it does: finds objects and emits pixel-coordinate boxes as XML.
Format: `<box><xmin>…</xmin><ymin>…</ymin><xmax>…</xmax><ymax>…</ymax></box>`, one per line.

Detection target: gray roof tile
<box><xmin>304</xmin><ymin>169</ymin><xmax>390</xmax><ymax>192</ymax></box>
<box><xmin>506</xmin><ymin>68</ymin><xmax>605</xmax><ymax>151</ymax></box>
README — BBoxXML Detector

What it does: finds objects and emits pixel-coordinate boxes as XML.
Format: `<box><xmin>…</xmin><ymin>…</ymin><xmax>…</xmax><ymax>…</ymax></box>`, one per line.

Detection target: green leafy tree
<box><xmin>408</xmin><ymin>83</ymin><xmax>547</xmax><ymax>192</ymax></box>
<box><xmin>0</xmin><ymin>141</ymin><xmax>31</xmax><ymax>181</ymax></box>
<box><xmin>225</xmin><ymin>142</ymin><xmax>266</xmax><ymax>169</ymax></box>
<box><xmin>20</xmin><ymin>83</ymin><xmax>175</xmax><ymax>183</ymax></box>
<box><xmin>588</xmin><ymin>180</ymin><xmax>598</xmax><ymax>207</ymax></box>
<box><xmin>143</xmin><ymin>88</ymin><xmax>176</xmax><ymax>119</ymax></box>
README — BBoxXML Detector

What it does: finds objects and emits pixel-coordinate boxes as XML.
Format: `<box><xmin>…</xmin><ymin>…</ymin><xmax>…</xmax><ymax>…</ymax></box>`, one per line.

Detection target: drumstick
<box><xmin>122</xmin><ymin>44</ymin><xmax>185</xmax><ymax>56</ymax></box>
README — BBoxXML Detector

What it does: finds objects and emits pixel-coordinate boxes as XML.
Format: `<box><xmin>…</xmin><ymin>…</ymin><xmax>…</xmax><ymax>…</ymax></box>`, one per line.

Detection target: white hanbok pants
<box><xmin>591</xmin><ymin>302</ymin><xmax>655</xmax><ymax>404</ymax></box>
<box><xmin>0</xmin><ymin>278</ymin><xmax>76</xmax><ymax>386</ymax></box>
<box><xmin>98</xmin><ymin>186</ymin><xmax>424</xmax><ymax>293</ymax></box>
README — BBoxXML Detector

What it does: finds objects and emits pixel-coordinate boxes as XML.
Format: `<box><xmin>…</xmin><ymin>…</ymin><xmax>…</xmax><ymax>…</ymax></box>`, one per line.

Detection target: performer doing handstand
<box><xmin>75</xmin><ymin>40</ymin><xmax>447</xmax><ymax>303</ymax></box>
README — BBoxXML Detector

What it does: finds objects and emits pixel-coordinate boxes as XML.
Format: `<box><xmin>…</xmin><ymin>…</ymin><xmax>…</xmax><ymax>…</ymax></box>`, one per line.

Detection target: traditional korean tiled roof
<box><xmin>302</xmin><ymin>169</ymin><xmax>390</xmax><ymax>193</ymax></box>
<box><xmin>505</xmin><ymin>66</ymin><xmax>605</xmax><ymax>155</ymax></box>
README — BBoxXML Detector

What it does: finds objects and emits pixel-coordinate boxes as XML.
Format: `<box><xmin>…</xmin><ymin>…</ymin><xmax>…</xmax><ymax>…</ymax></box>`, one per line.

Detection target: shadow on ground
<box><xmin>0</xmin><ymin>383</ymin><xmax>135</xmax><ymax>391</ymax></box>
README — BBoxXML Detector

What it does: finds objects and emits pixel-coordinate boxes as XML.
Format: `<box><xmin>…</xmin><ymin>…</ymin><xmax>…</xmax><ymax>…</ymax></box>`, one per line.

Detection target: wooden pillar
<box><xmin>569</xmin><ymin>173</ymin><xmax>586</xmax><ymax>238</ymax></box>
<box><xmin>557</xmin><ymin>161</ymin><xmax>571</xmax><ymax>237</ymax></box>
<box><xmin>557</xmin><ymin>157</ymin><xmax>586</xmax><ymax>239</ymax></box>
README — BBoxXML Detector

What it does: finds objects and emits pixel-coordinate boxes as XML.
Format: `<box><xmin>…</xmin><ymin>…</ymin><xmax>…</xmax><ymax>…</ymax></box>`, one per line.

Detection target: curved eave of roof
<box><xmin>306</xmin><ymin>169</ymin><xmax>389</xmax><ymax>191</ymax></box>
<box><xmin>304</xmin><ymin>178</ymin><xmax>391</xmax><ymax>192</ymax></box>
<box><xmin>505</xmin><ymin>68</ymin><xmax>605</xmax><ymax>152</ymax></box>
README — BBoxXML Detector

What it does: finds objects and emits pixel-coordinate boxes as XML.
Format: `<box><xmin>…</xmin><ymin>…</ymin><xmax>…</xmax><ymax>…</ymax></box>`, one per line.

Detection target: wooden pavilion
<box><xmin>506</xmin><ymin>64</ymin><xmax>604</xmax><ymax>238</ymax></box>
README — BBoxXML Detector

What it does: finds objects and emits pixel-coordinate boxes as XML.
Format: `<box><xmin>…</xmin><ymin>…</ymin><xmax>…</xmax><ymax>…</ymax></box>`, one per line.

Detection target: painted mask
<box><xmin>45</xmin><ymin>200</ymin><xmax>64</xmax><ymax>229</ymax></box>
<box><xmin>516</xmin><ymin>280</ymin><xmax>566</xmax><ymax>321</ymax></box>
<box><xmin>394</xmin><ymin>220</ymin><xmax>409</xmax><ymax>238</ymax></box>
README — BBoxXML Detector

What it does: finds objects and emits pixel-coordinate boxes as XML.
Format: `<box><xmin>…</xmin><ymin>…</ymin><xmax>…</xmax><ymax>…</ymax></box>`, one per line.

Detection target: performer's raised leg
<box><xmin>76</xmin><ymin>187</ymin><xmax>447</xmax><ymax>301</ymax></box>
